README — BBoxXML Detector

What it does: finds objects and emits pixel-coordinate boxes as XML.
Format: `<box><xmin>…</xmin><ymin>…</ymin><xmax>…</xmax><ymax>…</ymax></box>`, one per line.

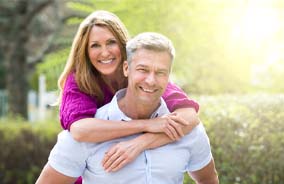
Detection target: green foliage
<box><xmin>0</xmin><ymin>119</ymin><xmax>60</xmax><ymax>184</ymax></box>
<box><xmin>67</xmin><ymin>1</ymin><xmax>95</xmax><ymax>13</ymax></box>
<box><xmin>36</xmin><ymin>0</ymin><xmax>284</xmax><ymax>94</ymax></box>
<box><xmin>0</xmin><ymin>52</ymin><xmax>5</xmax><ymax>89</ymax></box>
<box><xmin>197</xmin><ymin>94</ymin><xmax>284</xmax><ymax>184</ymax></box>
<box><xmin>34</xmin><ymin>48</ymin><xmax>69</xmax><ymax>90</ymax></box>
<box><xmin>1</xmin><ymin>95</ymin><xmax>284</xmax><ymax>183</ymax></box>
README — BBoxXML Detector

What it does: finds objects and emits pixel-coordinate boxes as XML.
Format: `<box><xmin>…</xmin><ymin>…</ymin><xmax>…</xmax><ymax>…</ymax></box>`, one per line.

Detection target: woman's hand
<box><xmin>102</xmin><ymin>138</ymin><xmax>145</xmax><ymax>172</ymax></box>
<box><xmin>101</xmin><ymin>113</ymin><xmax>190</xmax><ymax>172</ymax></box>
<box><xmin>144</xmin><ymin>113</ymin><xmax>189</xmax><ymax>140</ymax></box>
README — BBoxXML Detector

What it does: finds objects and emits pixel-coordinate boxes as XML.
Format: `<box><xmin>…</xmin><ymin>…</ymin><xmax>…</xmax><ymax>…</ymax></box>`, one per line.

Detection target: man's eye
<box><xmin>157</xmin><ymin>71</ymin><xmax>167</xmax><ymax>76</ymax></box>
<box><xmin>138</xmin><ymin>68</ymin><xmax>147</xmax><ymax>72</ymax></box>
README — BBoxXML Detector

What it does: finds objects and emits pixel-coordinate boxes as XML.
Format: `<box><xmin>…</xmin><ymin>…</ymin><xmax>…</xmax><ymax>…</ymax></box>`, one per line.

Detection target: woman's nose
<box><xmin>100</xmin><ymin>46</ymin><xmax>110</xmax><ymax>57</ymax></box>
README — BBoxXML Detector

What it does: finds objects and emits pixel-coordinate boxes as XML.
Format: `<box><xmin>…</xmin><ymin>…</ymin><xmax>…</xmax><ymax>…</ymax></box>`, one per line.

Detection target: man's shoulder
<box><xmin>57</xmin><ymin>130</ymin><xmax>82</xmax><ymax>145</ymax></box>
<box><xmin>183</xmin><ymin>123</ymin><xmax>209</xmax><ymax>144</ymax></box>
<box><xmin>95</xmin><ymin>103</ymin><xmax>111</xmax><ymax>118</ymax></box>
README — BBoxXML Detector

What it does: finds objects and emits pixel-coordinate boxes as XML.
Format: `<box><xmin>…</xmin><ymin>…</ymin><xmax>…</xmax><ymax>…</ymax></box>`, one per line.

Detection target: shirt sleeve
<box><xmin>186</xmin><ymin>124</ymin><xmax>212</xmax><ymax>172</ymax></box>
<box><xmin>48</xmin><ymin>131</ymin><xmax>89</xmax><ymax>177</ymax></box>
<box><xmin>162</xmin><ymin>82</ymin><xmax>199</xmax><ymax>113</ymax></box>
<box><xmin>60</xmin><ymin>73</ymin><xmax>98</xmax><ymax>130</ymax></box>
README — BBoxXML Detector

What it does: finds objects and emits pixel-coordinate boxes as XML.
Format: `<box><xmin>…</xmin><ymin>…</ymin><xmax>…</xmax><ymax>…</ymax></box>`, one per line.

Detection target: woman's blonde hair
<box><xmin>58</xmin><ymin>10</ymin><xmax>130</xmax><ymax>104</ymax></box>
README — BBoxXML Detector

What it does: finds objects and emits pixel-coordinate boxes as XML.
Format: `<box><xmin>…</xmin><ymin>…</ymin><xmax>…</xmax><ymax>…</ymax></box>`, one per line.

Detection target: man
<box><xmin>37</xmin><ymin>32</ymin><xmax>218</xmax><ymax>184</ymax></box>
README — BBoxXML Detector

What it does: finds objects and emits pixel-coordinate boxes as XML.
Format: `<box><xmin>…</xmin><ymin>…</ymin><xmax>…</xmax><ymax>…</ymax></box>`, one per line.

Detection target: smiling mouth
<box><xmin>139</xmin><ymin>86</ymin><xmax>157</xmax><ymax>93</ymax></box>
<box><xmin>99</xmin><ymin>59</ymin><xmax>114</xmax><ymax>64</ymax></box>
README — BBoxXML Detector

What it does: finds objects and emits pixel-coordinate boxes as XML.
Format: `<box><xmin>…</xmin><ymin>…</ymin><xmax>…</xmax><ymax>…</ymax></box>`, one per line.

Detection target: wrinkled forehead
<box><xmin>131</xmin><ymin>49</ymin><xmax>172</xmax><ymax>68</ymax></box>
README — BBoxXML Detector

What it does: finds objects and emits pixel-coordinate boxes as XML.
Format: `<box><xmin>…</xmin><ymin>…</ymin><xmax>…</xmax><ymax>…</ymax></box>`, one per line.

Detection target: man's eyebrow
<box><xmin>136</xmin><ymin>64</ymin><xmax>148</xmax><ymax>68</ymax></box>
<box><xmin>157</xmin><ymin>69</ymin><xmax>169</xmax><ymax>73</ymax></box>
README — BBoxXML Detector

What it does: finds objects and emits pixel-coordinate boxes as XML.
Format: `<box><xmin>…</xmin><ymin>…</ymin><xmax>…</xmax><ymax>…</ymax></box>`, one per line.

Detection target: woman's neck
<box><xmin>102</xmin><ymin>71</ymin><xmax>127</xmax><ymax>94</ymax></box>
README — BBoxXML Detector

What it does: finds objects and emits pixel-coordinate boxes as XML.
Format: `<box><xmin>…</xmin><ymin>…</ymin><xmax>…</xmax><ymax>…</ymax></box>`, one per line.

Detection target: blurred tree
<box><xmin>0</xmin><ymin>0</ymin><xmax>64</xmax><ymax>119</ymax></box>
<box><xmin>39</xmin><ymin>0</ymin><xmax>253</xmax><ymax>94</ymax></box>
<box><xmin>0</xmin><ymin>51</ymin><xmax>5</xmax><ymax>89</ymax></box>
<box><xmin>39</xmin><ymin>0</ymin><xmax>284</xmax><ymax>95</ymax></box>
<box><xmin>37</xmin><ymin>0</ymin><xmax>180</xmax><ymax>90</ymax></box>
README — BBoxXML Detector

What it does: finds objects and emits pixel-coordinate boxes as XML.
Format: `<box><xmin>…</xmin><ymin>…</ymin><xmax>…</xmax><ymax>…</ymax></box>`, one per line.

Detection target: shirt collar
<box><xmin>107</xmin><ymin>88</ymin><xmax>170</xmax><ymax>121</ymax></box>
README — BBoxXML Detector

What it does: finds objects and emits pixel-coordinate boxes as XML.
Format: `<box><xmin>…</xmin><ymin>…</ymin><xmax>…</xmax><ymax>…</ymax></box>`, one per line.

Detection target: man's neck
<box><xmin>118</xmin><ymin>92</ymin><xmax>160</xmax><ymax>119</ymax></box>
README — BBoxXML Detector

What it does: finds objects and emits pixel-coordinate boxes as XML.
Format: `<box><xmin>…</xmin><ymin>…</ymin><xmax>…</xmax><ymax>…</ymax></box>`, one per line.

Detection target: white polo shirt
<box><xmin>48</xmin><ymin>88</ymin><xmax>212</xmax><ymax>184</ymax></box>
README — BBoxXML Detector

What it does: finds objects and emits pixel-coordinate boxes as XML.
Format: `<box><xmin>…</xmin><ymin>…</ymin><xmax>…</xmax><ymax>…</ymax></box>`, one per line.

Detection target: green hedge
<box><xmin>195</xmin><ymin>94</ymin><xmax>284</xmax><ymax>184</ymax></box>
<box><xmin>0</xmin><ymin>119</ymin><xmax>60</xmax><ymax>184</ymax></box>
<box><xmin>0</xmin><ymin>94</ymin><xmax>284</xmax><ymax>184</ymax></box>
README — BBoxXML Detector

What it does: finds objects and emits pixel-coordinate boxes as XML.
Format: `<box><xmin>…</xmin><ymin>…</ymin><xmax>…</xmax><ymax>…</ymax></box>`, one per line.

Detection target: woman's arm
<box><xmin>62</xmin><ymin>73</ymin><xmax>185</xmax><ymax>142</ymax></box>
<box><xmin>142</xmin><ymin>107</ymin><xmax>199</xmax><ymax>149</ymax></box>
<box><xmin>101</xmin><ymin>83</ymin><xmax>200</xmax><ymax>172</ymax></box>
<box><xmin>70</xmin><ymin>115</ymin><xmax>187</xmax><ymax>142</ymax></box>
<box><xmin>69</xmin><ymin>82</ymin><xmax>199</xmax><ymax>142</ymax></box>
<box><xmin>101</xmin><ymin>107</ymin><xmax>199</xmax><ymax>172</ymax></box>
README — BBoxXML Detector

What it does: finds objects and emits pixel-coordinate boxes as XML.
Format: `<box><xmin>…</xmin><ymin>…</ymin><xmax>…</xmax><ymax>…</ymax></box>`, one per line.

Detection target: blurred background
<box><xmin>0</xmin><ymin>0</ymin><xmax>283</xmax><ymax>183</ymax></box>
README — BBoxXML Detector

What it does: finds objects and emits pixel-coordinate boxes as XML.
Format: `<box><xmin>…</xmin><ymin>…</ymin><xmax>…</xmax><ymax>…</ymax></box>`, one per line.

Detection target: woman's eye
<box><xmin>108</xmin><ymin>39</ymin><xmax>117</xmax><ymax>45</ymax></box>
<box><xmin>91</xmin><ymin>43</ymin><xmax>100</xmax><ymax>48</ymax></box>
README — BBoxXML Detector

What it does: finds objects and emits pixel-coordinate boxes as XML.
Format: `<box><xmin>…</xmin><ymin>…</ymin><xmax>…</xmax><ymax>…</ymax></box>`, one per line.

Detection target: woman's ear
<box><xmin>123</xmin><ymin>61</ymin><xmax>129</xmax><ymax>77</ymax></box>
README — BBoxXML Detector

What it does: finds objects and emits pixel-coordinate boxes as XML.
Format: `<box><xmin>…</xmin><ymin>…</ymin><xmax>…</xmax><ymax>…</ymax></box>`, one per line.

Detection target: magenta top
<box><xmin>60</xmin><ymin>73</ymin><xmax>199</xmax><ymax>130</ymax></box>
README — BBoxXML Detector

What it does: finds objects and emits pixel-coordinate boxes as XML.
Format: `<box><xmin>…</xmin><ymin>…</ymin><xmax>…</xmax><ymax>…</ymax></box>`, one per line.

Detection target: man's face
<box><xmin>123</xmin><ymin>48</ymin><xmax>172</xmax><ymax>105</ymax></box>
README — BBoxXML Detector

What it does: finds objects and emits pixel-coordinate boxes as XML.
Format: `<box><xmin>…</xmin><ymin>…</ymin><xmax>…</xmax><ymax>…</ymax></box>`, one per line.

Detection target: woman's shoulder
<box><xmin>66</xmin><ymin>72</ymin><xmax>76</xmax><ymax>82</ymax></box>
<box><xmin>65</xmin><ymin>72</ymin><xmax>78</xmax><ymax>89</ymax></box>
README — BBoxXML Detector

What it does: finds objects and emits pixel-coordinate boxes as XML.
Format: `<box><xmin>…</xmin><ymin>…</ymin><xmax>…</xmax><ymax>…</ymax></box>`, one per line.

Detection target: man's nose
<box><xmin>145</xmin><ymin>73</ymin><xmax>156</xmax><ymax>85</ymax></box>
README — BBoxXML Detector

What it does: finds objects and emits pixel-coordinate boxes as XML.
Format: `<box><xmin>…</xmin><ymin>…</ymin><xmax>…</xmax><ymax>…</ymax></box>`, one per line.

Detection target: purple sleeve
<box><xmin>60</xmin><ymin>73</ymin><xmax>99</xmax><ymax>130</ymax></box>
<box><xmin>162</xmin><ymin>82</ymin><xmax>199</xmax><ymax>113</ymax></box>
<box><xmin>74</xmin><ymin>177</ymin><xmax>82</xmax><ymax>184</ymax></box>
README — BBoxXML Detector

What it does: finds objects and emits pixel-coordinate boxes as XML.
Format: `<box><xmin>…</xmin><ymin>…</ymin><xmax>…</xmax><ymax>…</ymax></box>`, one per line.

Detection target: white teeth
<box><xmin>142</xmin><ymin>88</ymin><xmax>155</xmax><ymax>93</ymax></box>
<box><xmin>100</xmin><ymin>59</ymin><xmax>113</xmax><ymax>64</ymax></box>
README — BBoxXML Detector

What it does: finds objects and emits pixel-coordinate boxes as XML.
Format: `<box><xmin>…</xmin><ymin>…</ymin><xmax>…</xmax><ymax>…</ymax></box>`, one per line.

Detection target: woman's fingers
<box><xmin>102</xmin><ymin>147</ymin><xmax>120</xmax><ymax>170</ymax></box>
<box><xmin>169</xmin><ymin>119</ymin><xmax>184</xmax><ymax>137</ymax></box>
<box><xmin>169</xmin><ymin>114</ymin><xmax>189</xmax><ymax>126</ymax></box>
<box><xmin>111</xmin><ymin>159</ymin><xmax>130</xmax><ymax>172</ymax></box>
<box><xmin>166</xmin><ymin>120</ymin><xmax>181</xmax><ymax>140</ymax></box>
<box><xmin>164</xmin><ymin>126</ymin><xmax>176</xmax><ymax>140</ymax></box>
<box><xmin>105</xmin><ymin>155</ymin><xmax>126</xmax><ymax>172</ymax></box>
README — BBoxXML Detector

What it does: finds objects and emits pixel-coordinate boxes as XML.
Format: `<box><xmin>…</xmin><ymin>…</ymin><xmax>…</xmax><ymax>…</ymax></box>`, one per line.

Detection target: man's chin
<box><xmin>138</xmin><ymin>97</ymin><xmax>159</xmax><ymax>105</ymax></box>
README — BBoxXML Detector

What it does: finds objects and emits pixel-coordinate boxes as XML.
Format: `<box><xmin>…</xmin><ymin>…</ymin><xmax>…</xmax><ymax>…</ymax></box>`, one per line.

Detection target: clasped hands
<box><xmin>102</xmin><ymin>112</ymin><xmax>189</xmax><ymax>172</ymax></box>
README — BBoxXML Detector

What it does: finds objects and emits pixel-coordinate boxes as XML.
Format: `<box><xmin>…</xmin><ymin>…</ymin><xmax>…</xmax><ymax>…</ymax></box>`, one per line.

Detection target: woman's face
<box><xmin>87</xmin><ymin>25</ymin><xmax>122</xmax><ymax>77</ymax></box>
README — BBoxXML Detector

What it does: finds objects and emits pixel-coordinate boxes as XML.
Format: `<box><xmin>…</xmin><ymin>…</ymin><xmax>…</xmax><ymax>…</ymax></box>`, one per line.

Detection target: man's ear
<box><xmin>123</xmin><ymin>61</ymin><xmax>129</xmax><ymax>77</ymax></box>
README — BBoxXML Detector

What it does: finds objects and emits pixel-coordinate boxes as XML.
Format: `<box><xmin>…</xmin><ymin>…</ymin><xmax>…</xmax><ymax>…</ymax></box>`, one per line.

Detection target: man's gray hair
<box><xmin>126</xmin><ymin>32</ymin><xmax>175</xmax><ymax>64</ymax></box>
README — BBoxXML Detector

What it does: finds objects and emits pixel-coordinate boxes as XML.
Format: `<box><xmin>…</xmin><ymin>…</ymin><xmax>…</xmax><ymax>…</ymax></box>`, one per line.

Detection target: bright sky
<box><xmin>231</xmin><ymin>0</ymin><xmax>283</xmax><ymax>87</ymax></box>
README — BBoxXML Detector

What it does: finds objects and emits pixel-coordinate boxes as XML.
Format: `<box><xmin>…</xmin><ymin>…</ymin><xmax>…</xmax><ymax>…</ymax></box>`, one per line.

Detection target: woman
<box><xmin>37</xmin><ymin>10</ymin><xmax>200</xmax><ymax>184</ymax></box>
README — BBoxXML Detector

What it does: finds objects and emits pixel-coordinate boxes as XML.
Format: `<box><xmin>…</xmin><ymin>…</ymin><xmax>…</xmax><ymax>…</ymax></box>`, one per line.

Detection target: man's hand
<box><xmin>144</xmin><ymin>113</ymin><xmax>189</xmax><ymax>140</ymax></box>
<box><xmin>102</xmin><ymin>139</ymin><xmax>145</xmax><ymax>172</ymax></box>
